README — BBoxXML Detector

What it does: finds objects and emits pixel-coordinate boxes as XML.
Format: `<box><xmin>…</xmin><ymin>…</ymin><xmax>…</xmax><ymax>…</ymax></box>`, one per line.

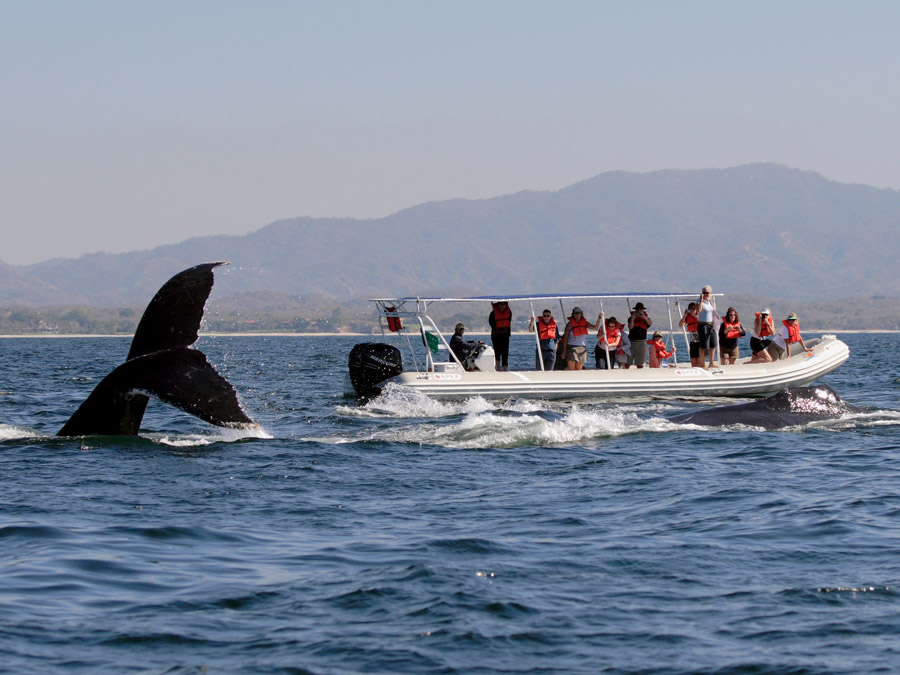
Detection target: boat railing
<box><xmin>371</xmin><ymin>293</ymin><xmax>724</xmax><ymax>373</ymax></box>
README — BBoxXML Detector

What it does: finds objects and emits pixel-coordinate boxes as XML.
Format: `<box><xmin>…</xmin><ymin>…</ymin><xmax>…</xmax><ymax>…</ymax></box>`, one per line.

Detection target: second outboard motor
<box><xmin>348</xmin><ymin>343</ymin><xmax>403</xmax><ymax>398</ymax></box>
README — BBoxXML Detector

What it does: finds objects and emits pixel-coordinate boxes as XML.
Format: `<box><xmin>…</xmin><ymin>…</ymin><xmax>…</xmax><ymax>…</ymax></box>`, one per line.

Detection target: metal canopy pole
<box><xmin>530</xmin><ymin>301</ymin><xmax>544</xmax><ymax>371</ymax></box>
<box><xmin>666</xmin><ymin>297</ymin><xmax>677</xmax><ymax>366</ymax></box>
<box><xmin>600</xmin><ymin>300</ymin><xmax>611</xmax><ymax>369</ymax></box>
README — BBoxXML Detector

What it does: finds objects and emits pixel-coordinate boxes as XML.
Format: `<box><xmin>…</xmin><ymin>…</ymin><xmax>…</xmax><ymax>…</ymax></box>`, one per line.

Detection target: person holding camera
<box><xmin>627</xmin><ymin>302</ymin><xmax>653</xmax><ymax>368</ymax></box>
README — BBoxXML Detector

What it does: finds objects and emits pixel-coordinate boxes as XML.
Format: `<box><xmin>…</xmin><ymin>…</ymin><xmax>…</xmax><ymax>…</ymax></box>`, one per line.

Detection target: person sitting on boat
<box><xmin>528</xmin><ymin>309</ymin><xmax>560</xmax><ymax>371</ymax></box>
<box><xmin>595</xmin><ymin>315</ymin><xmax>622</xmax><ymax>369</ymax></box>
<box><xmin>489</xmin><ymin>301</ymin><xmax>512</xmax><ymax>372</ymax></box>
<box><xmin>616</xmin><ymin>329</ymin><xmax>632</xmax><ymax>369</ymax></box>
<box><xmin>561</xmin><ymin>307</ymin><xmax>602</xmax><ymax>371</ymax></box>
<box><xmin>449</xmin><ymin>323</ymin><xmax>482</xmax><ymax>369</ymax></box>
<box><xmin>679</xmin><ymin>302</ymin><xmax>701</xmax><ymax>367</ymax></box>
<box><xmin>627</xmin><ymin>302</ymin><xmax>653</xmax><ymax>368</ymax></box>
<box><xmin>718</xmin><ymin>307</ymin><xmax>746</xmax><ymax>365</ymax></box>
<box><xmin>766</xmin><ymin>313</ymin><xmax>812</xmax><ymax>361</ymax></box>
<box><xmin>749</xmin><ymin>308</ymin><xmax>776</xmax><ymax>363</ymax></box>
<box><xmin>696</xmin><ymin>286</ymin><xmax>721</xmax><ymax>369</ymax></box>
<box><xmin>648</xmin><ymin>332</ymin><xmax>676</xmax><ymax>368</ymax></box>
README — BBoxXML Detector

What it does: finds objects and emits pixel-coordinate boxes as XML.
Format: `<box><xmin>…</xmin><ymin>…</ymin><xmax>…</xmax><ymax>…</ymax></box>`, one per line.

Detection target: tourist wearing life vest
<box><xmin>596</xmin><ymin>315</ymin><xmax>622</xmax><ymax>369</ymax></box>
<box><xmin>717</xmin><ymin>307</ymin><xmax>746</xmax><ymax>365</ymax></box>
<box><xmin>627</xmin><ymin>302</ymin><xmax>653</xmax><ymax>368</ymax></box>
<box><xmin>648</xmin><ymin>332</ymin><xmax>677</xmax><ymax>368</ymax></box>
<box><xmin>678</xmin><ymin>302</ymin><xmax>701</xmax><ymax>367</ymax></box>
<box><xmin>766</xmin><ymin>313</ymin><xmax>812</xmax><ymax>361</ymax></box>
<box><xmin>489</xmin><ymin>301</ymin><xmax>512</xmax><ymax>371</ymax></box>
<box><xmin>696</xmin><ymin>286</ymin><xmax>721</xmax><ymax>369</ymax></box>
<box><xmin>749</xmin><ymin>308</ymin><xmax>777</xmax><ymax>363</ymax></box>
<box><xmin>561</xmin><ymin>307</ymin><xmax>603</xmax><ymax>371</ymax></box>
<box><xmin>528</xmin><ymin>309</ymin><xmax>560</xmax><ymax>371</ymax></box>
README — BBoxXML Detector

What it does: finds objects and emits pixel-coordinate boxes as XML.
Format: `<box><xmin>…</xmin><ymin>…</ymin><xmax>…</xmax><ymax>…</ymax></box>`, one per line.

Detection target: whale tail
<box><xmin>57</xmin><ymin>262</ymin><xmax>256</xmax><ymax>437</ymax></box>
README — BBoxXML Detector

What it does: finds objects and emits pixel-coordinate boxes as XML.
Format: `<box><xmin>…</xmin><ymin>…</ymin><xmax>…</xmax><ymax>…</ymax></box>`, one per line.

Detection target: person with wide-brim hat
<box><xmin>765</xmin><ymin>312</ymin><xmax>812</xmax><ymax>361</ymax></box>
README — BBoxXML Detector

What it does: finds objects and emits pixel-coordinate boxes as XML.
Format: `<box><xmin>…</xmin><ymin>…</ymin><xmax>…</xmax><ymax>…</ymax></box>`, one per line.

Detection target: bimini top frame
<box><xmin>369</xmin><ymin>292</ymin><xmax>724</xmax><ymax>373</ymax></box>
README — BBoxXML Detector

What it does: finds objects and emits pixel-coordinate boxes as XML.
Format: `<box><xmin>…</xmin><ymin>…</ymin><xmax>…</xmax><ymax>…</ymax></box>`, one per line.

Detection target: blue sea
<box><xmin>2</xmin><ymin>333</ymin><xmax>900</xmax><ymax>674</ymax></box>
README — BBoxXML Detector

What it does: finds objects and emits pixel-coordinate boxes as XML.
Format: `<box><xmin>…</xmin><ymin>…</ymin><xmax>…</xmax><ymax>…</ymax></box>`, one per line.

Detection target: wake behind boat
<box><xmin>346</xmin><ymin>292</ymin><xmax>849</xmax><ymax>400</ymax></box>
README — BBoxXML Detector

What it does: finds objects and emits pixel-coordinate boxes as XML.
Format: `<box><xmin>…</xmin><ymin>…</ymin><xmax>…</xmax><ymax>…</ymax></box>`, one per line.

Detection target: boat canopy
<box><xmin>372</xmin><ymin>291</ymin><xmax>714</xmax><ymax>305</ymax></box>
<box><xmin>368</xmin><ymin>291</ymin><xmax>725</xmax><ymax>373</ymax></box>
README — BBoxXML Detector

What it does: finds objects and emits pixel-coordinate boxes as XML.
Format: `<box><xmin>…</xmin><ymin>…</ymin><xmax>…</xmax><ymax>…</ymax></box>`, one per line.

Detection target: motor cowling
<box><xmin>348</xmin><ymin>343</ymin><xmax>403</xmax><ymax>398</ymax></box>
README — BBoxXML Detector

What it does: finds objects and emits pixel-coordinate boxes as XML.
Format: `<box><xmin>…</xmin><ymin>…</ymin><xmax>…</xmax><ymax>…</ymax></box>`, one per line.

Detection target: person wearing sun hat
<box><xmin>766</xmin><ymin>312</ymin><xmax>812</xmax><ymax>361</ymax></box>
<box><xmin>749</xmin><ymin>308</ymin><xmax>776</xmax><ymax>363</ymax></box>
<box><xmin>627</xmin><ymin>301</ymin><xmax>653</xmax><ymax>368</ymax></box>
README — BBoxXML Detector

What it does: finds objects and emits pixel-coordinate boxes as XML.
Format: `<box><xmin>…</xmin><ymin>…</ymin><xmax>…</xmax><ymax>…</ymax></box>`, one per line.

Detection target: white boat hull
<box><xmin>376</xmin><ymin>335</ymin><xmax>849</xmax><ymax>400</ymax></box>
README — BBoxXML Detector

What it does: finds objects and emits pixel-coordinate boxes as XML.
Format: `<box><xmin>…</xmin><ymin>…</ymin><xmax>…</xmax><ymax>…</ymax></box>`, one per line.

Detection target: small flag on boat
<box><xmin>424</xmin><ymin>331</ymin><xmax>440</xmax><ymax>355</ymax></box>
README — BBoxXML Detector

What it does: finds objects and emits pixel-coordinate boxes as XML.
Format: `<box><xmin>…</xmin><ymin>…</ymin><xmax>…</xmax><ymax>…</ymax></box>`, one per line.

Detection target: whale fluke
<box><xmin>669</xmin><ymin>385</ymin><xmax>858</xmax><ymax>430</ymax></box>
<box><xmin>57</xmin><ymin>262</ymin><xmax>256</xmax><ymax>436</ymax></box>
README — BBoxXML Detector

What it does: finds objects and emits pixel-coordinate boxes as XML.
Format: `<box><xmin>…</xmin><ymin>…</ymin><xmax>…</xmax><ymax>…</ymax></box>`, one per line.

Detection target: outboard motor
<box><xmin>348</xmin><ymin>343</ymin><xmax>403</xmax><ymax>398</ymax></box>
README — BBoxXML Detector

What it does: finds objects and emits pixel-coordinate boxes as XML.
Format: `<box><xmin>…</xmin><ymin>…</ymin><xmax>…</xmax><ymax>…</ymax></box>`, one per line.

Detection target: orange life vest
<box><xmin>385</xmin><ymin>306</ymin><xmax>402</xmax><ymax>332</ymax></box>
<box><xmin>604</xmin><ymin>323</ymin><xmax>620</xmax><ymax>342</ymax></box>
<box><xmin>537</xmin><ymin>317</ymin><xmax>557</xmax><ymax>341</ymax></box>
<box><xmin>723</xmin><ymin>320</ymin><xmax>742</xmax><ymax>339</ymax></box>
<box><xmin>649</xmin><ymin>338</ymin><xmax>674</xmax><ymax>359</ymax></box>
<box><xmin>684</xmin><ymin>313</ymin><xmax>698</xmax><ymax>332</ymax></box>
<box><xmin>783</xmin><ymin>320</ymin><xmax>801</xmax><ymax>343</ymax></box>
<box><xmin>492</xmin><ymin>304</ymin><xmax>511</xmax><ymax>331</ymax></box>
<box><xmin>631</xmin><ymin>314</ymin><xmax>649</xmax><ymax>330</ymax></box>
<box><xmin>755</xmin><ymin>313</ymin><xmax>773</xmax><ymax>337</ymax></box>
<box><xmin>569</xmin><ymin>315</ymin><xmax>588</xmax><ymax>336</ymax></box>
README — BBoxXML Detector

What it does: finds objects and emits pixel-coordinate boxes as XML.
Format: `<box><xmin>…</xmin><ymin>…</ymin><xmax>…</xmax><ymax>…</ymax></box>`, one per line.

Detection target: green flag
<box><xmin>424</xmin><ymin>331</ymin><xmax>440</xmax><ymax>355</ymax></box>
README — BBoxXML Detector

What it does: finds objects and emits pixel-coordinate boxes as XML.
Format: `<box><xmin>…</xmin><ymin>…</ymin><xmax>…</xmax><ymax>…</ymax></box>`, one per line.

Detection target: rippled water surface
<box><xmin>2</xmin><ymin>333</ymin><xmax>900</xmax><ymax>673</ymax></box>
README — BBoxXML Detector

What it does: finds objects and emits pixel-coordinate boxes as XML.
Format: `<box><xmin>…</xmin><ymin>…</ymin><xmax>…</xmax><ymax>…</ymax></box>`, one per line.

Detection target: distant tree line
<box><xmin>3</xmin><ymin>295</ymin><xmax>899</xmax><ymax>335</ymax></box>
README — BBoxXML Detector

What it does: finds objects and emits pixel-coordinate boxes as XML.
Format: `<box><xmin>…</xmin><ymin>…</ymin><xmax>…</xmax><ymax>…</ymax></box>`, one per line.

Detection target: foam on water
<box><xmin>0</xmin><ymin>424</ymin><xmax>43</xmax><ymax>442</ymax></box>
<box><xmin>320</xmin><ymin>404</ymin><xmax>681</xmax><ymax>449</ymax></box>
<box><xmin>337</xmin><ymin>383</ymin><xmax>498</xmax><ymax>418</ymax></box>
<box><xmin>147</xmin><ymin>426</ymin><xmax>273</xmax><ymax>447</ymax></box>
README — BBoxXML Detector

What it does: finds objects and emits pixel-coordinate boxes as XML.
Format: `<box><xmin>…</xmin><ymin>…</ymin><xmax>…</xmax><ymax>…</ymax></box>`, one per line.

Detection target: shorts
<box><xmin>766</xmin><ymin>342</ymin><xmax>785</xmax><ymax>360</ymax></box>
<box><xmin>697</xmin><ymin>323</ymin><xmax>715</xmax><ymax>349</ymax></box>
<box><xmin>721</xmin><ymin>345</ymin><xmax>739</xmax><ymax>360</ymax></box>
<box><xmin>616</xmin><ymin>351</ymin><xmax>629</xmax><ymax>364</ymax></box>
<box><xmin>750</xmin><ymin>337</ymin><xmax>771</xmax><ymax>354</ymax></box>
<box><xmin>566</xmin><ymin>345</ymin><xmax>587</xmax><ymax>364</ymax></box>
<box><xmin>689</xmin><ymin>340</ymin><xmax>700</xmax><ymax>359</ymax></box>
<box><xmin>629</xmin><ymin>340</ymin><xmax>647</xmax><ymax>366</ymax></box>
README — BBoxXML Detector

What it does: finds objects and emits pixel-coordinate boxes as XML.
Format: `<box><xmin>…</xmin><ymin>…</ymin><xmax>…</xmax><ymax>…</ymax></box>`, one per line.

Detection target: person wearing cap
<box><xmin>765</xmin><ymin>313</ymin><xmax>812</xmax><ymax>361</ymax></box>
<box><xmin>648</xmin><ymin>331</ymin><xmax>676</xmax><ymax>368</ymax></box>
<box><xmin>696</xmin><ymin>285</ymin><xmax>721</xmax><ymax>369</ymax></box>
<box><xmin>749</xmin><ymin>308</ymin><xmax>776</xmax><ymax>363</ymax></box>
<box><xmin>561</xmin><ymin>306</ymin><xmax>603</xmax><ymax>370</ymax></box>
<box><xmin>449</xmin><ymin>322</ymin><xmax>482</xmax><ymax>368</ymax></box>
<box><xmin>627</xmin><ymin>302</ymin><xmax>653</xmax><ymax>368</ymax></box>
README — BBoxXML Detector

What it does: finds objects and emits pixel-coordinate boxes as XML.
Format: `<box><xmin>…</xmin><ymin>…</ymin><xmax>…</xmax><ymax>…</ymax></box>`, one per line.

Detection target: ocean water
<box><xmin>2</xmin><ymin>333</ymin><xmax>900</xmax><ymax>674</ymax></box>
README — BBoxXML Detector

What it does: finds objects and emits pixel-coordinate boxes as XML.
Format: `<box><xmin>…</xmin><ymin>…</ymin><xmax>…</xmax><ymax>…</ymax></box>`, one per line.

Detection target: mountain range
<box><xmin>3</xmin><ymin>163</ymin><xmax>898</xmax><ymax>306</ymax></box>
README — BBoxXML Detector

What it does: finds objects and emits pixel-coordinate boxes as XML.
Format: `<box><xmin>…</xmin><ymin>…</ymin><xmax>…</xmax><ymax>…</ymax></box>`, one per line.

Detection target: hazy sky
<box><xmin>3</xmin><ymin>1</ymin><xmax>900</xmax><ymax>265</ymax></box>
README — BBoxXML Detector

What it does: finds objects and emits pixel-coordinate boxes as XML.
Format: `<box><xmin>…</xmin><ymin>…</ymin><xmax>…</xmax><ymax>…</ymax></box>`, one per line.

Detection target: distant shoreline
<box><xmin>1</xmin><ymin>329</ymin><xmax>897</xmax><ymax>339</ymax></box>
